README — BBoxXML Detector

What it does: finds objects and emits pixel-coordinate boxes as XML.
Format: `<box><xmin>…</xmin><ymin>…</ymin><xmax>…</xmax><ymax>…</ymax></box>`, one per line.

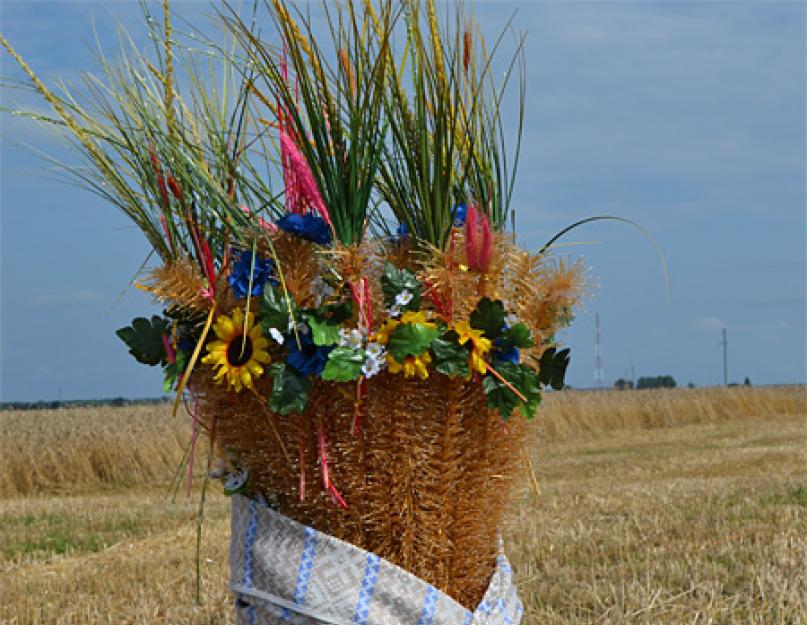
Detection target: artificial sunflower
<box><xmin>387</xmin><ymin>352</ymin><xmax>432</xmax><ymax>380</ymax></box>
<box><xmin>202</xmin><ymin>307</ymin><xmax>270</xmax><ymax>392</ymax></box>
<box><xmin>453</xmin><ymin>320</ymin><xmax>492</xmax><ymax>375</ymax></box>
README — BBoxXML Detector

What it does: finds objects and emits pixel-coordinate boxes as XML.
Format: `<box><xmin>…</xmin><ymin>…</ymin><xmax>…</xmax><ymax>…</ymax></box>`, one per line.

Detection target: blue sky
<box><xmin>1</xmin><ymin>1</ymin><xmax>804</xmax><ymax>401</ymax></box>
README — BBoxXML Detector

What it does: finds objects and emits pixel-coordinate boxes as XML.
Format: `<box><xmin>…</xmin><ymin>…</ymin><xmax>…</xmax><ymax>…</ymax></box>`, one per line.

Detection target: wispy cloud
<box><xmin>29</xmin><ymin>288</ymin><xmax>105</xmax><ymax>308</ymax></box>
<box><xmin>695</xmin><ymin>316</ymin><xmax>726</xmax><ymax>331</ymax></box>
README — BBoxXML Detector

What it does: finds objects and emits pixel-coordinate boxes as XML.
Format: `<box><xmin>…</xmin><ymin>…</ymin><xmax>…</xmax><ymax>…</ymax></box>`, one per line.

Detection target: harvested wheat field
<box><xmin>0</xmin><ymin>386</ymin><xmax>805</xmax><ymax>624</ymax></box>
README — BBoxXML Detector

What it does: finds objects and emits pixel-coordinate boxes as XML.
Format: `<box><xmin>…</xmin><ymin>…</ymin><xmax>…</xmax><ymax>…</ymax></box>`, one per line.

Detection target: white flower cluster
<box><xmin>267</xmin><ymin>316</ymin><xmax>313</xmax><ymax>346</ymax></box>
<box><xmin>339</xmin><ymin>327</ymin><xmax>387</xmax><ymax>379</ymax></box>
<box><xmin>268</xmin><ymin>327</ymin><xmax>285</xmax><ymax>345</ymax></box>
<box><xmin>339</xmin><ymin>327</ymin><xmax>366</xmax><ymax>349</ymax></box>
<box><xmin>362</xmin><ymin>341</ymin><xmax>386</xmax><ymax>378</ymax></box>
<box><xmin>388</xmin><ymin>288</ymin><xmax>413</xmax><ymax>319</ymax></box>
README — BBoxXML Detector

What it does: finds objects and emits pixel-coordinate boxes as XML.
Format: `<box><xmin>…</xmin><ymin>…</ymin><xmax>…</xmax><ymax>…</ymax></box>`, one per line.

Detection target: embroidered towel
<box><xmin>230</xmin><ymin>495</ymin><xmax>524</xmax><ymax>625</ymax></box>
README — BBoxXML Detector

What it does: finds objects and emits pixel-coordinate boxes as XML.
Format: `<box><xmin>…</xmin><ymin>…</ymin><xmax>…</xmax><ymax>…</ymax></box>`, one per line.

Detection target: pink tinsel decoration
<box><xmin>280</xmin><ymin>130</ymin><xmax>332</xmax><ymax>226</ymax></box>
<box><xmin>464</xmin><ymin>205</ymin><xmax>492</xmax><ymax>272</ymax></box>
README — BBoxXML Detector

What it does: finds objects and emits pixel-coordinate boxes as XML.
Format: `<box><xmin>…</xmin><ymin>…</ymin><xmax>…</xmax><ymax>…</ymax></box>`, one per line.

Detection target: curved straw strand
<box><xmin>539</xmin><ymin>215</ymin><xmax>670</xmax><ymax>301</ymax></box>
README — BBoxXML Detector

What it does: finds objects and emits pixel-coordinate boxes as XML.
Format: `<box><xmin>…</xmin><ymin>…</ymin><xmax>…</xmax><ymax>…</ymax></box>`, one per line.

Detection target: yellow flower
<box><xmin>202</xmin><ymin>307</ymin><xmax>270</xmax><ymax>392</ymax></box>
<box><xmin>373</xmin><ymin>318</ymin><xmax>401</xmax><ymax>345</ymax></box>
<box><xmin>387</xmin><ymin>352</ymin><xmax>432</xmax><ymax>380</ymax></box>
<box><xmin>374</xmin><ymin>311</ymin><xmax>437</xmax><ymax>346</ymax></box>
<box><xmin>400</xmin><ymin>310</ymin><xmax>435</xmax><ymax>327</ymax></box>
<box><xmin>453</xmin><ymin>320</ymin><xmax>492</xmax><ymax>375</ymax></box>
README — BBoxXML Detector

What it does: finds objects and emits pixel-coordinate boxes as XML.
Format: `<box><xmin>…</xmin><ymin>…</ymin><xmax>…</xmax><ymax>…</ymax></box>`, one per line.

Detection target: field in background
<box><xmin>2</xmin><ymin>386</ymin><xmax>802</xmax><ymax>497</ymax></box>
<box><xmin>0</xmin><ymin>386</ymin><xmax>805</xmax><ymax>624</ymax></box>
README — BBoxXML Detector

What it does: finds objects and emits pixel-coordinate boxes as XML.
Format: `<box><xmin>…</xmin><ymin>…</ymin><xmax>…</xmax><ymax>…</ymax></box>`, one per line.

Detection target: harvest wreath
<box><xmin>3</xmin><ymin>0</ymin><xmax>586</xmax><ymax>620</ymax></box>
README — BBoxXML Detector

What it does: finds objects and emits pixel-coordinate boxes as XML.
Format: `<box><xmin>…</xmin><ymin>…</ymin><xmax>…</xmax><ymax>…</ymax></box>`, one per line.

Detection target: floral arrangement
<box><xmin>123</xmin><ymin>205</ymin><xmax>573</xmax><ymax>422</ymax></box>
<box><xmin>3</xmin><ymin>0</ymin><xmax>586</xmax><ymax>608</ymax></box>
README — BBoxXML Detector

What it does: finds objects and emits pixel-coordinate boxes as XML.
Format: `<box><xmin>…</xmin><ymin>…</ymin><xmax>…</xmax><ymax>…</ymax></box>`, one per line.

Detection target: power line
<box><xmin>594</xmin><ymin>313</ymin><xmax>604</xmax><ymax>388</ymax></box>
<box><xmin>719</xmin><ymin>327</ymin><xmax>728</xmax><ymax>386</ymax></box>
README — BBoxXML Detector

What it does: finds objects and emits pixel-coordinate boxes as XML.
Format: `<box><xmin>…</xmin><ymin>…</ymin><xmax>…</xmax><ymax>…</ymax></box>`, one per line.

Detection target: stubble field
<box><xmin>1</xmin><ymin>386</ymin><xmax>805</xmax><ymax>624</ymax></box>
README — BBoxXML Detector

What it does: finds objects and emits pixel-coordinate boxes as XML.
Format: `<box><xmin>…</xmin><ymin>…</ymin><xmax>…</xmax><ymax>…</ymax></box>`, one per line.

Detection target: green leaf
<box><xmin>537</xmin><ymin>347</ymin><xmax>571</xmax><ymax>390</ymax></box>
<box><xmin>162</xmin><ymin>350</ymin><xmax>189</xmax><ymax>394</ymax></box>
<box><xmin>303</xmin><ymin>299</ymin><xmax>353</xmax><ymax>346</ymax></box>
<box><xmin>116</xmin><ymin>316</ymin><xmax>169</xmax><ymax>366</ymax></box>
<box><xmin>321</xmin><ymin>347</ymin><xmax>366</xmax><ymax>382</ymax></box>
<box><xmin>431</xmin><ymin>332</ymin><xmax>470</xmax><ymax>377</ymax></box>
<box><xmin>307</xmin><ymin>316</ymin><xmax>341</xmax><ymax>347</ymax></box>
<box><xmin>498</xmin><ymin>322</ymin><xmax>535</xmax><ymax>350</ymax></box>
<box><xmin>316</xmin><ymin>300</ymin><xmax>353</xmax><ymax>324</ymax></box>
<box><xmin>388</xmin><ymin>323</ymin><xmax>440</xmax><ymax>361</ymax></box>
<box><xmin>469</xmin><ymin>298</ymin><xmax>505</xmax><ymax>339</ymax></box>
<box><xmin>381</xmin><ymin>261</ymin><xmax>422</xmax><ymax>311</ymax></box>
<box><xmin>260</xmin><ymin>287</ymin><xmax>293</xmax><ymax>335</ymax></box>
<box><xmin>482</xmin><ymin>362</ymin><xmax>542</xmax><ymax>420</ymax></box>
<box><xmin>268</xmin><ymin>363</ymin><xmax>312</xmax><ymax>415</ymax></box>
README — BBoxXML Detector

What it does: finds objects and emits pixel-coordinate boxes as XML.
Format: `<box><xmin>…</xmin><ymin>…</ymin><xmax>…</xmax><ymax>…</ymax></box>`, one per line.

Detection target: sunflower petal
<box><xmin>252</xmin><ymin>349</ymin><xmax>271</xmax><ymax>364</ymax></box>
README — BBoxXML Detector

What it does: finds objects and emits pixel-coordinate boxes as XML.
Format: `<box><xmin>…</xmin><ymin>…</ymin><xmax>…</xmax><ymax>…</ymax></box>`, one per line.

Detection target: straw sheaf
<box><xmin>270</xmin><ymin>232</ymin><xmax>322</xmax><ymax>308</ymax></box>
<box><xmin>190</xmin><ymin>370</ymin><xmax>530</xmax><ymax>608</ymax></box>
<box><xmin>137</xmin><ymin>258</ymin><xmax>209</xmax><ymax>313</ymax></box>
<box><xmin>514</xmin><ymin>257</ymin><xmax>586</xmax><ymax>356</ymax></box>
<box><xmin>418</xmin><ymin>230</ymin><xmax>575</xmax><ymax>323</ymax></box>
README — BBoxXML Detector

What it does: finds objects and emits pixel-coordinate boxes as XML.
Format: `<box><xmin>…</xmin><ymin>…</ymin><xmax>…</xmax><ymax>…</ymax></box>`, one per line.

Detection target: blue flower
<box><xmin>387</xmin><ymin>222</ymin><xmax>409</xmax><ymax>245</ymax></box>
<box><xmin>228</xmin><ymin>250</ymin><xmax>277</xmax><ymax>299</ymax></box>
<box><xmin>492</xmin><ymin>331</ymin><xmax>520</xmax><ymax>364</ymax></box>
<box><xmin>277</xmin><ymin>212</ymin><xmax>331</xmax><ymax>245</ymax></box>
<box><xmin>452</xmin><ymin>204</ymin><xmax>467</xmax><ymax>227</ymax></box>
<box><xmin>286</xmin><ymin>329</ymin><xmax>333</xmax><ymax>376</ymax></box>
<box><xmin>493</xmin><ymin>345</ymin><xmax>520</xmax><ymax>364</ymax></box>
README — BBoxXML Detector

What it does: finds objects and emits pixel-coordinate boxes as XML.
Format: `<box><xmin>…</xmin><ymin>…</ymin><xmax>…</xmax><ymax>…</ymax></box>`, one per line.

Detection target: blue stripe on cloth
<box><xmin>295</xmin><ymin>527</ymin><xmax>319</xmax><ymax>604</ymax></box>
<box><xmin>463</xmin><ymin>610</ymin><xmax>473</xmax><ymax>625</ymax></box>
<box><xmin>416</xmin><ymin>586</ymin><xmax>439</xmax><ymax>625</ymax></box>
<box><xmin>353</xmin><ymin>553</ymin><xmax>381</xmax><ymax>625</ymax></box>
<box><xmin>496</xmin><ymin>554</ymin><xmax>513</xmax><ymax>575</ymax></box>
<box><xmin>476</xmin><ymin>599</ymin><xmax>493</xmax><ymax>615</ymax></box>
<box><xmin>242</xmin><ymin>500</ymin><xmax>259</xmax><ymax>588</ymax></box>
<box><xmin>282</xmin><ymin>526</ymin><xmax>320</xmax><ymax>621</ymax></box>
<box><xmin>248</xmin><ymin>605</ymin><xmax>256</xmax><ymax>625</ymax></box>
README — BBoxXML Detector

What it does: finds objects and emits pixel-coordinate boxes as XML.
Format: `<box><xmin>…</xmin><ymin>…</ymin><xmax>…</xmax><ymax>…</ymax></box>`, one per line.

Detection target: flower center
<box><xmin>226</xmin><ymin>335</ymin><xmax>254</xmax><ymax>367</ymax></box>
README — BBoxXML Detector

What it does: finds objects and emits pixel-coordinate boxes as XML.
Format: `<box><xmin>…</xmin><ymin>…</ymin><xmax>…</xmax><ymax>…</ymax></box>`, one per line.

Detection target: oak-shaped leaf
<box><xmin>469</xmin><ymin>298</ymin><xmax>505</xmax><ymax>340</ymax></box>
<box><xmin>388</xmin><ymin>323</ymin><xmax>440</xmax><ymax>362</ymax></box>
<box><xmin>482</xmin><ymin>362</ymin><xmax>542</xmax><ymax>420</ymax></box>
<box><xmin>381</xmin><ymin>261</ymin><xmax>422</xmax><ymax>311</ymax></box>
<box><xmin>116</xmin><ymin>316</ymin><xmax>170</xmax><ymax>366</ymax></box>
<box><xmin>321</xmin><ymin>347</ymin><xmax>366</xmax><ymax>382</ymax></box>
<box><xmin>431</xmin><ymin>331</ymin><xmax>470</xmax><ymax>377</ymax></box>
<box><xmin>269</xmin><ymin>363</ymin><xmax>312</xmax><ymax>415</ymax></box>
<box><xmin>537</xmin><ymin>347</ymin><xmax>571</xmax><ymax>390</ymax></box>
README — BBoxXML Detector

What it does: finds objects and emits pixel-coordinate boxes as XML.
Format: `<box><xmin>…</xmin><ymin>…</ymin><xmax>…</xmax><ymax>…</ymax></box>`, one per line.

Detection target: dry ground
<box><xmin>0</xmin><ymin>387</ymin><xmax>805</xmax><ymax>624</ymax></box>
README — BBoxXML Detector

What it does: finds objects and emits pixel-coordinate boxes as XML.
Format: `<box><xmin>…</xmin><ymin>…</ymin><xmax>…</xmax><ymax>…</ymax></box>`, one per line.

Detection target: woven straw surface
<box><xmin>193</xmin><ymin>372</ymin><xmax>528</xmax><ymax>608</ymax></box>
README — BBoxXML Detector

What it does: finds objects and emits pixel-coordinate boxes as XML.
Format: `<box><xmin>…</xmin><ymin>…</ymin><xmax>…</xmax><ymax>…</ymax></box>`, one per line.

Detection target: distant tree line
<box><xmin>614</xmin><ymin>375</ymin><xmax>677</xmax><ymax>390</ymax></box>
<box><xmin>0</xmin><ymin>397</ymin><xmax>170</xmax><ymax>411</ymax></box>
<box><xmin>613</xmin><ymin>375</ymin><xmax>754</xmax><ymax>390</ymax></box>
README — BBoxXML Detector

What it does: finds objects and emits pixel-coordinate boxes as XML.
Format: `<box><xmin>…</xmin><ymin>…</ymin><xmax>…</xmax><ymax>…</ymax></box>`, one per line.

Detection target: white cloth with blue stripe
<box><xmin>230</xmin><ymin>495</ymin><xmax>524</xmax><ymax>625</ymax></box>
